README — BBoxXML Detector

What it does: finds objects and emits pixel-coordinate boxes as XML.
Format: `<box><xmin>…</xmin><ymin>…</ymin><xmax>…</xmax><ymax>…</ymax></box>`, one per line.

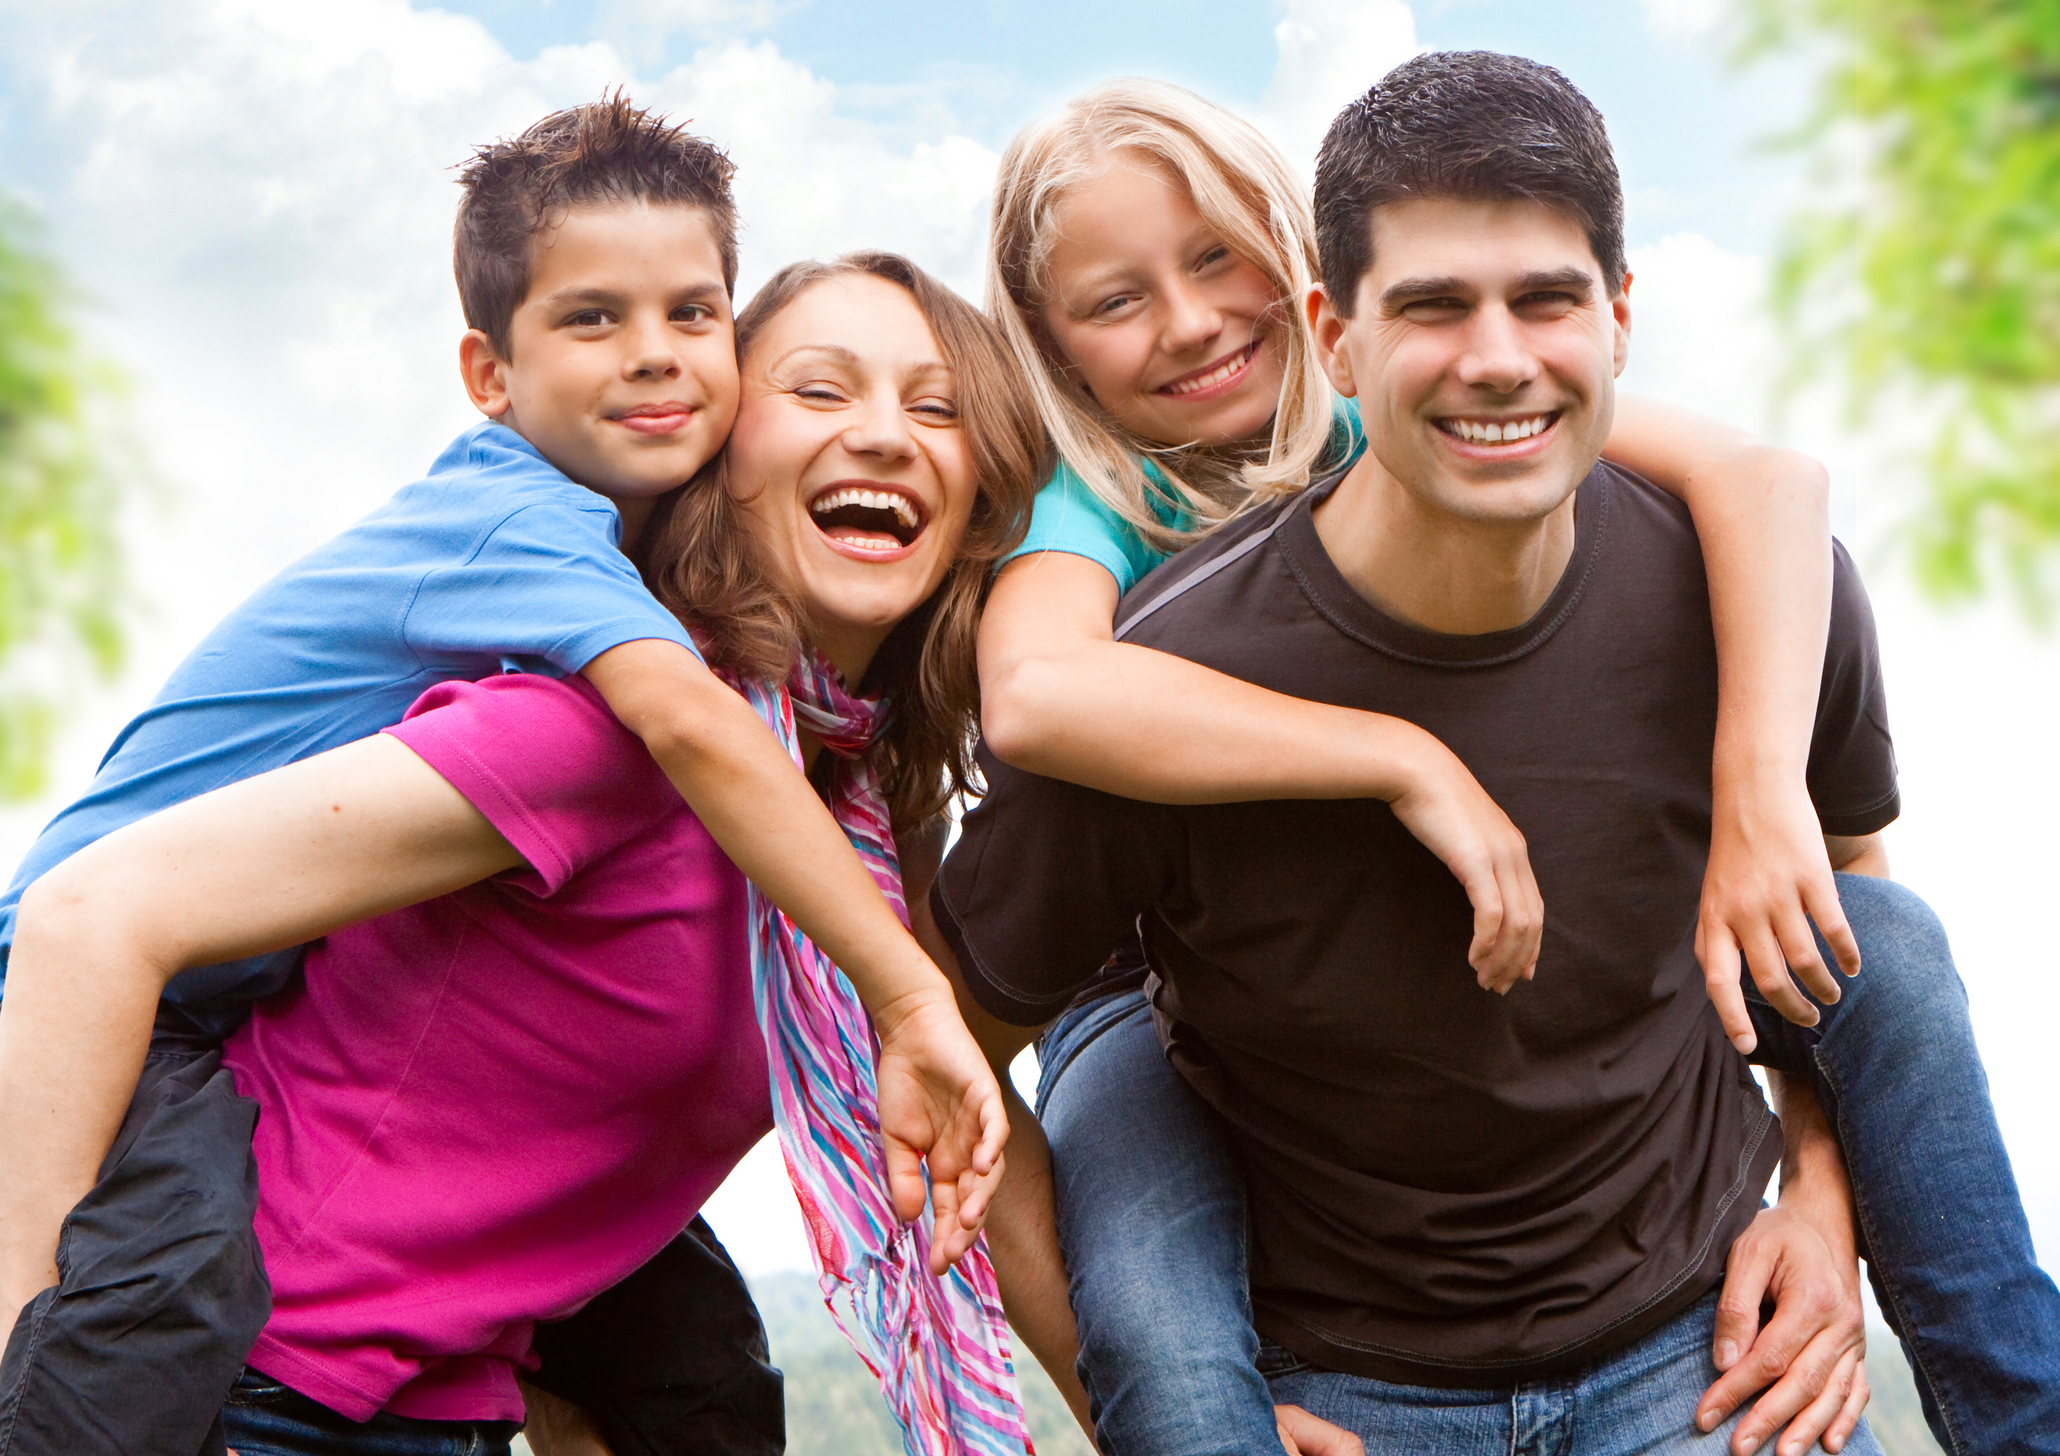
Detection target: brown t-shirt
<box><xmin>934</xmin><ymin>463</ymin><xmax>1899</xmax><ymax>1387</ymax></box>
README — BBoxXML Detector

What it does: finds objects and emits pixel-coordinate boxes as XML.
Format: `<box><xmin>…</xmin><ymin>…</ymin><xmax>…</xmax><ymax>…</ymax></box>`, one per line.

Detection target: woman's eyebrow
<box><xmin>766</xmin><ymin>344</ymin><xmax>861</xmax><ymax>371</ymax></box>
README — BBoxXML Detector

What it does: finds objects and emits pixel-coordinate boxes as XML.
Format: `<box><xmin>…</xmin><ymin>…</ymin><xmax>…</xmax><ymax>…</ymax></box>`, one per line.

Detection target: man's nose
<box><xmin>1456</xmin><ymin>304</ymin><xmax>1536</xmax><ymax>394</ymax></box>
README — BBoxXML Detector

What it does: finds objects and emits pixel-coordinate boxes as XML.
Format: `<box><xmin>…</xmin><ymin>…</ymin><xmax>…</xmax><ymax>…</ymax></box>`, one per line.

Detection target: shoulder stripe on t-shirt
<box><xmin>1114</xmin><ymin>514</ymin><xmax>1288</xmax><ymax>643</ymax></box>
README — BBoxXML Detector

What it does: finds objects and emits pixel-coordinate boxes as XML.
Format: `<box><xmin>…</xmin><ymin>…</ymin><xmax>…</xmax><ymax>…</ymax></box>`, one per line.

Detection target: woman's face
<box><xmin>1039</xmin><ymin>153</ymin><xmax>1287</xmax><ymax>449</ymax></box>
<box><xmin>725</xmin><ymin>272</ymin><xmax>976</xmax><ymax>683</ymax></box>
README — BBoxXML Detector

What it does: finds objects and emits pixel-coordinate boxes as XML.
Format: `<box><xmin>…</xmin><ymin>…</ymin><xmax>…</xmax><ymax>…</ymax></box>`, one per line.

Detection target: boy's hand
<box><xmin>873</xmin><ymin>990</ymin><xmax>1009</xmax><ymax>1274</ymax></box>
<box><xmin>1276</xmin><ymin>1404</ymin><xmax>1365</xmax><ymax>1456</ymax></box>
<box><xmin>1384</xmin><ymin>738</ymin><xmax>1544</xmax><ymax>994</ymax></box>
<box><xmin>1696</xmin><ymin>773</ymin><xmax>1858</xmax><ymax>1054</ymax></box>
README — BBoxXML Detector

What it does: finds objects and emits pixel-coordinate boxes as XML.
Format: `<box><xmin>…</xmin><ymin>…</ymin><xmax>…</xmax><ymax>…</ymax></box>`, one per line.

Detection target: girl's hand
<box><xmin>872</xmin><ymin>992</ymin><xmax>1011</xmax><ymax>1273</ymax></box>
<box><xmin>1695</xmin><ymin>773</ymin><xmax>1860</xmax><ymax>1054</ymax></box>
<box><xmin>1384</xmin><ymin>738</ymin><xmax>1544</xmax><ymax>994</ymax></box>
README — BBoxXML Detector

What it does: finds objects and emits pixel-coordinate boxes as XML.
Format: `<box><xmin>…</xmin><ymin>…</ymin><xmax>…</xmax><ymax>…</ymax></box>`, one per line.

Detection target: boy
<box><xmin>0</xmin><ymin>96</ymin><xmax>1002</xmax><ymax>1455</ymax></box>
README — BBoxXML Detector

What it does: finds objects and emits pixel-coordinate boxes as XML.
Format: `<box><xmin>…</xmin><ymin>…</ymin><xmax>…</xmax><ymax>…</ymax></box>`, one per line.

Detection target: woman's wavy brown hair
<box><xmin>636</xmin><ymin>251</ymin><xmax>1045</xmax><ymax>833</ymax></box>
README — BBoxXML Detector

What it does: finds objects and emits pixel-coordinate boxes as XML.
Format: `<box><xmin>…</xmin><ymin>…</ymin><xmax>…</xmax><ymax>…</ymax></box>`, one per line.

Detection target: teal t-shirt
<box><xmin>1003</xmin><ymin>396</ymin><xmax>1368</xmax><ymax>594</ymax></box>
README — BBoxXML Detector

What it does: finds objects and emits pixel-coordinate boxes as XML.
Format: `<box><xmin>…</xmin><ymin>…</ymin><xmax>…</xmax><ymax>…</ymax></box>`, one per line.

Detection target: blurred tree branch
<box><xmin>0</xmin><ymin>199</ymin><xmax>136</xmax><ymax>801</ymax></box>
<box><xmin>1743</xmin><ymin>0</ymin><xmax>2060</xmax><ymax>615</ymax></box>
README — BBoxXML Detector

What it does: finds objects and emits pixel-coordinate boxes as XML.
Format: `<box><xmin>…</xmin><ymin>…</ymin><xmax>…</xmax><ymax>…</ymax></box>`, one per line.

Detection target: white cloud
<box><xmin>1257</xmin><ymin>0</ymin><xmax>1419</xmax><ymax>174</ymax></box>
<box><xmin>1640</xmin><ymin>0</ymin><xmax>1728</xmax><ymax>41</ymax></box>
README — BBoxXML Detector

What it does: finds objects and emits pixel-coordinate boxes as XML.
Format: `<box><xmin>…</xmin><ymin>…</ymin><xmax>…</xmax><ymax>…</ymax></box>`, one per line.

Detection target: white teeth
<box><xmin>810</xmin><ymin>487</ymin><xmax>919</xmax><ymax>528</ymax></box>
<box><xmin>1444</xmin><ymin>414</ymin><xmax>1552</xmax><ymax>445</ymax></box>
<box><xmin>1162</xmin><ymin>343</ymin><xmax>1257</xmax><ymax>397</ymax></box>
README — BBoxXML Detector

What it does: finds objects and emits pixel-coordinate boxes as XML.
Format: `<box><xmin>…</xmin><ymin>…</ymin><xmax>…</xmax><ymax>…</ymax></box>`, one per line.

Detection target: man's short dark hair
<box><xmin>455</xmin><ymin>92</ymin><xmax>738</xmax><ymax>358</ymax></box>
<box><xmin>1314</xmin><ymin>52</ymin><xmax>1626</xmax><ymax>314</ymax></box>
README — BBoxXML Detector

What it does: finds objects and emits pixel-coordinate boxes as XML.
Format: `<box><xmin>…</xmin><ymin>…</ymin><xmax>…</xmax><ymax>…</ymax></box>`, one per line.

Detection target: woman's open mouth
<box><xmin>807</xmin><ymin>484</ymin><xmax>928</xmax><ymax>559</ymax></box>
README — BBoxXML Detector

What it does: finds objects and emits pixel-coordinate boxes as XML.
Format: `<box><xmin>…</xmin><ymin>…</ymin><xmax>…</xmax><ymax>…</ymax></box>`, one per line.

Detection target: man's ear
<box><xmin>1304</xmin><ymin>283</ymin><xmax>1359</xmax><ymax>399</ymax></box>
<box><xmin>459</xmin><ymin>329</ymin><xmax>514</xmax><ymax>418</ymax></box>
<box><xmin>1611</xmin><ymin>271</ymin><xmax>1633</xmax><ymax>379</ymax></box>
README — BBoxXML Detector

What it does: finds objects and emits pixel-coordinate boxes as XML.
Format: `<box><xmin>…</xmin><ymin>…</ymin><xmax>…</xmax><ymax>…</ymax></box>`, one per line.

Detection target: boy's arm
<box><xmin>1601</xmin><ymin>397</ymin><xmax>1855</xmax><ymax>1055</ymax></box>
<box><xmin>580</xmin><ymin>640</ymin><xmax>1006</xmax><ymax>1241</ymax></box>
<box><xmin>0</xmin><ymin>734</ymin><xmax>521</xmax><ymax>1320</ymax></box>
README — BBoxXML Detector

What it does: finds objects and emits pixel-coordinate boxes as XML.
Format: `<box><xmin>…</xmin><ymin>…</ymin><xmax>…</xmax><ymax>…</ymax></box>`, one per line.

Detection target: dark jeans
<box><xmin>0</xmin><ymin>1030</ymin><xmax>783</xmax><ymax>1455</ymax></box>
<box><xmin>221</xmin><ymin>1370</ymin><xmax>518</xmax><ymax>1456</ymax></box>
<box><xmin>1040</xmin><ymin>875</ymin><xmax>2060</xmax><ymax>1456</ymax></box>
<box><xmin>0</xmin><ymin>1041</ymin><xmax>267</xmax><ymax>1456</ymax></box>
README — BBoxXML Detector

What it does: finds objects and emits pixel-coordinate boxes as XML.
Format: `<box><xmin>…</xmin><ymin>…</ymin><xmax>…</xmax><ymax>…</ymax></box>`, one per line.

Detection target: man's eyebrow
<box><xmin>1378</xmin><ymin>275</ymin><xmax>1474</xmax><ymax>311</ymax></box>
<box><xmin>1514</xmin><ymin>267</ymin><xmax>1596</xmax><ymax>295</ymax></box>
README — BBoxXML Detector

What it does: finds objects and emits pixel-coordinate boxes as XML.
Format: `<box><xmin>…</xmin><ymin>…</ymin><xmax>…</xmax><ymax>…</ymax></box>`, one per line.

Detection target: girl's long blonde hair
<box><xmin>986</xmin><ymin>78</ymin><xmax>1336</xmax><ymax>554</ymax></box>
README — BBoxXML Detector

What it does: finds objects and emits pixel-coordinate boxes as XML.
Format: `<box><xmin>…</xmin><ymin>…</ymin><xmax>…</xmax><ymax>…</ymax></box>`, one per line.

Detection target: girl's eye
<box><xmin>1093</xmin><ymin>292</ymin><xmax>1141</xmax><ymax>318</ymax></box>
<box><xmin>1196</xmin><ymin>245</ymin><xmax>1231</xmax><ymax>270</ymax></box>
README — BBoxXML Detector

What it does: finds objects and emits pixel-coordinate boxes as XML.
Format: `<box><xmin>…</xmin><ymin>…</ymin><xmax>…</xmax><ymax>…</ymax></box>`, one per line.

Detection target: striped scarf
<box><xmin>729</xmin><ymin>650</ymin><xmax>1035</xmax><ymax>1456</ymax></box>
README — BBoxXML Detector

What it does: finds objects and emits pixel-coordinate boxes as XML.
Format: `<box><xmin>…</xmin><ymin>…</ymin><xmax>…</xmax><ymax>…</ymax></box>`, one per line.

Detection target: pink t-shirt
<box><xmin>222</xmin><ymin>672</ymin><xmax>772</xmax><ymax>1422</ymax></box>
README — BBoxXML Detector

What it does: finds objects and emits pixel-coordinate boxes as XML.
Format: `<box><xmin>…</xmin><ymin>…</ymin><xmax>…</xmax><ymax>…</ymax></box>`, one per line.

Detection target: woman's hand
<box><xmin>871</xmin><ymin>990</ymin><xmax>1010</xmax><ymax>1273</ymax></box>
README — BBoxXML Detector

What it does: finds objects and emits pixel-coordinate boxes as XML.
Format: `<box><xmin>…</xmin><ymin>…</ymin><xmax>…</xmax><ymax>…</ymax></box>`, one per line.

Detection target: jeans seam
<box><xmin>1815</xmin><ymin>1042</ymin><xmax>1970</xmax><ymax>1456</ymax></box>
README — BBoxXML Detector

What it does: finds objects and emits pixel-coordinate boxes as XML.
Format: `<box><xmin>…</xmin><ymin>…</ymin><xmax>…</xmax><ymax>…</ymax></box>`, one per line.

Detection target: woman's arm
<box><xmin>1604</xmin><ymin>397</ymin><xmax>1859</xmax><ymax>1052</ymax></box>
<box><xmin>978</xmin><ymin>552</ymin><xmax>1542</xmax><ymax>991</ymax></box>
<box><xmin>0</xmin><ymin>733</ymin><xmax>521</xmax><ymax>1317</ymax></box>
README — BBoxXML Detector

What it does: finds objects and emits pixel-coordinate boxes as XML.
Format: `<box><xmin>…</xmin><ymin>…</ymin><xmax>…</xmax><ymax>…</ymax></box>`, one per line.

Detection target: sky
<box><xmin>2</xmin><ymin>0</ymin><xmax>2056</xmax><ymax>1284</ymax></box>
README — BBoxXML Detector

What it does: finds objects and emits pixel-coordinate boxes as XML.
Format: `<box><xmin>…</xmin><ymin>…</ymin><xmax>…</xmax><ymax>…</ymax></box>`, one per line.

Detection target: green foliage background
<box><xmin>0</xmin><ymin>200</ymin><xmax>132</xmax><ymax>800</ymax></box>
<box><xmin>1744</xmin><ymin>0</ymin><xmax>2060</xmax><ymax>613</ymax></box>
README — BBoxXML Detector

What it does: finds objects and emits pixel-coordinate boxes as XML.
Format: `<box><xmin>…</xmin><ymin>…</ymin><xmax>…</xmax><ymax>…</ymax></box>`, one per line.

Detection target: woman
<box><xmin>0</xmin><ymin>252</ymin><xmax>1043</xmax><ymax>1455</ymax></box>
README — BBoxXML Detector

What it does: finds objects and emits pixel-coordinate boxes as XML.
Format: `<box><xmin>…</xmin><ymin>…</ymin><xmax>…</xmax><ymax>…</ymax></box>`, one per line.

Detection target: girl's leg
<box><xmin>1035</xmin><ymin>987</ymin><xmax>1280</xmax><ymax>1456</ymax></box>
<box><xmin>1746</xmin><ymin>873</ymin><xmax>2060</xmax><ymax>1456</ymax></box>
<box><xmin>220</xmin><ymin>1368</ymin><xmax>520</xmax><ymax>1455</ymax></box>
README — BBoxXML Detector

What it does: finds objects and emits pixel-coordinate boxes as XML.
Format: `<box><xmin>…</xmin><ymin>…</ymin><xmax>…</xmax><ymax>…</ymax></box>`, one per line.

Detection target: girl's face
<box><xmin>1039</xmin><ymin>153</ymin><xmax>1287</xmax><ymax>449</ymax></box>
<box><xmin>725</xmin><ymin>273</ymin><xmax>976</xmax><ymax>683</ymax></box>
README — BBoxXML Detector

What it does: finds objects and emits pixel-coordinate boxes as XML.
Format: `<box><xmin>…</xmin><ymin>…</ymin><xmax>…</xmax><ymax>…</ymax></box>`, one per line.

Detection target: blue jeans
<box><xmin>220</xmin><ymin>1368</ymin><xmax>520</xmax><ymax>1456</ymax></box>
<box><xmin>1262</xmin><ymin>1288</ymin><xmax>1883</xmax><ymax>1454</ymax></box>
<box><xmin>1038</xmin><ymin>875</ymin><xmax>2060</xmax><ymax>1456</ymax></box>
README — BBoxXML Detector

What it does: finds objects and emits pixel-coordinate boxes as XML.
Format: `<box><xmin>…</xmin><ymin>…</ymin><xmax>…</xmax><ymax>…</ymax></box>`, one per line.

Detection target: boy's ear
<box><xmin>459</xmin><ymin>329</ymin><xmax>514</xmax><ymax>418</ymax></box>
<box><xmin>1304</xmin><ymin>284</ymin><xmax>1359</xmax><ymax>399</ymax></box>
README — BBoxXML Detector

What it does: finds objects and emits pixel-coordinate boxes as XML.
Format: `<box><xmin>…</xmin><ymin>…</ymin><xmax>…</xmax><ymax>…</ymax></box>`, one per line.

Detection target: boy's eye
<box><xmin>673</xmin><ymin>304</ymin><xmax>714</xmax><ymax>324</ymax></box>
<box><xmin>563</xmin><ymin>309</ymin><xmax>612</xmax><ymax>328</ymax></box>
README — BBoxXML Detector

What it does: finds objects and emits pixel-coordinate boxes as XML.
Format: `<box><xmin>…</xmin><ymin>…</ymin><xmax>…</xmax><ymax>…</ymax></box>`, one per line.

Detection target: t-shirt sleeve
<box><xmin>383</xmin><ymin>674</ymin><xmax>669</xmax><ymax>896</ymax></box>
<box><xmin>999</xmin><ymin>459</ymin><xmax>1172</xmax><ymax>596</ymax></box>
<box><xmin>930</xmin><ymin>747</ymin><xmax>1176</xmax><ymax>1026</ymax></box>
<box><xmin>403</xmin><ymin>499</ymin><xmax>699</xmax><ymax>675</ymax></box>
<box><xmin>1808</xmin><ymin>541</ymin><xmax>1901</xmax><ymax>836</ymax></box>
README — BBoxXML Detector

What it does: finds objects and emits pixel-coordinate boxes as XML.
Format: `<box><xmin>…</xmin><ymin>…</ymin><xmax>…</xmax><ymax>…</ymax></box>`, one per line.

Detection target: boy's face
<box><xmin>1313</xmin><ymin>195</ymin><xmax>1630</xmax><ymax>529</ymax></box>
<box><xmin>461</xmin><ymin>202</ymin><xmax>739</xmax><ymax>517</ymax></box>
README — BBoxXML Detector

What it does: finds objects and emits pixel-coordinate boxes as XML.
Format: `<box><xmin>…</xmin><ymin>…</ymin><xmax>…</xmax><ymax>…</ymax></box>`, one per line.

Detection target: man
<box><xmin>929</xmin><ymin>52</ymin><xmax>2057</xmax><ymax>1455</ymax></box>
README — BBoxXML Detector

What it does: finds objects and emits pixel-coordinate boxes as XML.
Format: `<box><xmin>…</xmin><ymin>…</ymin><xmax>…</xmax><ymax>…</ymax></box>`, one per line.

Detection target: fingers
<box><xmin>927</xmin><ymin>1175</ymin><xmax>983</xmax><ymax>1275</ymax></box>
<box><xmin>1698</xmin><ymin>921</ymin><xmax>1759</xmax><ymax>1054</ymax></box>
<box><xmin>883</xmin><ymin>1132</ymin><xmax>930</xmax><ymax>1225</ymax></box>
<box><xmin>1803</xmin><ymin>874</ymin><xmax>1862</xmax><ymax>979</ymax></box>
<box><xmin>1274</xmin><ymin>1404</ymin><xmax>1364</xmax><ymax>1456</ymax></box>
<box><xmin>955</xmin><ymin>1152</ymin><xmax>1004</xmax><ymax>1232</ymax></box>
<box><xmin>1739</xmin><ymin>918</ymin><xmax>1820</xmax><ymax>1031</ymax></box>
<box><xmin>1700</xmin><ymin>1239</ymin><xmax>1775</xmax><ymax>1433</ymax></box>
<box><xmin>1771</xmin><ymin>897</ymin><xmax>1840</xmax><ymax>1008</ymax></box>
<box><xmin>1822</xmin><ymin>1359</ymin><xmax>1870</xmax><ymax>1453</ymax></box>
<box><xmin>972</xmin><ymin>1081</ymin><xmax>1009</xmax><ymax>1176</ymax></box>
<box><xmin>1463</xmin><ymin>837</ymin><xmax>1542</xmax><ymax>995</ymax></box>
<box><xmin>1773</xmin><ymin>1347</ymin><xmax>1864</xmax><ymax>1456</ymax></box>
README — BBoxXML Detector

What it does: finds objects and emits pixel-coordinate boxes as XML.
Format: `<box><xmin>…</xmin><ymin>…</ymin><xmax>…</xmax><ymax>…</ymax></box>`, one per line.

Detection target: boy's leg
<box><xmin>220</xmin><ymin>1366</ymin><xmax>520</xmax><ymax>1455</ymax></box>
<box><xmin>1034</xmin><ymin>986</ymin><xmax>1279</xmax><ymax>1456</ymax></box>
<box><xmin>527</xmin><ymin>1216</ymin><xmax>784</xmax><ymax>1456</ymax></box>
<box><xmin>0</xmin><ymin>1040</ymin><xmax>268</xmax><ymax>1456</ymax></box>
<box><xmin>1265</xmin><ymin>1290</ymin><xmax>1886</xmax><ymax>1455</ymax></box>
<box><xmin>1746</xmin><ymin>873</ymin><xmax>2060</xmax><ymax>1456</ymax></box>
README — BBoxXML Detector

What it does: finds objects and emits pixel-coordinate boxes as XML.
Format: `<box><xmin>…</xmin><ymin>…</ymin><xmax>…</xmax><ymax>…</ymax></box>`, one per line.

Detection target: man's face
<box><xmin>1315</xmin><ymin>196</ymin><xmax>1629</xmax><ymax>528</ymax></box>
<box><xmin>463</xmin><ymin>202</ymin><xmax>741</xmax><ymax>510</ymax></box>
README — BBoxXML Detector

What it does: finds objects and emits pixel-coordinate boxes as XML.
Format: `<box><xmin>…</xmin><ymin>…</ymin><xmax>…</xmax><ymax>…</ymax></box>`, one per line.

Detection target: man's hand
<box><xmin>872</xmin><ymin>991</ymin><xmax>1009</xmax><ymax>1274</ymax></box>
<box><xmin>1697</xmin><ymin>1205</ymin><xmax>1868</xmax><ymax>1455</ymax></box>
<box><xmin>1385</xmin><ymin>736</ymin><xmax>1544</xmax><ymax>994</ymax></box>
<box><xmin>1276</xmin><ymin>1403</ymin><xmax>1364</xmax><ymax>1456</ymax></box>
<box><xmin>1696</xmin><ymin>772</ymin><xmax>1859</xmax><ymax>1053</ymax></box>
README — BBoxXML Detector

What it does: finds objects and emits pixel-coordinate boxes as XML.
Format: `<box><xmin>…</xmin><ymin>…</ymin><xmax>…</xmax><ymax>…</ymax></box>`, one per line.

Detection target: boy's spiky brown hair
<box><xmin>455</xmin><ymin>92</ymin><xmax>738</xmax><ymax>357</ymax></box>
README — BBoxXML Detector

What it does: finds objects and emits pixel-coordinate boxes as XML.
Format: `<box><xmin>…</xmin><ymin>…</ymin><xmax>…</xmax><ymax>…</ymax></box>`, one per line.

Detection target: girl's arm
<box><xmin>0</xmin><ymin>733</ymin><xmax>523</xmax><ymax>1318</ymax></box>
<box><xmin>581</xmin><ymin>640</ymin><xmax>1007</xmax><ymax>1229</ymax></box>
<box><xmin>1603</xmin><ymin>397</ymin><xmax>1858</xmax><ymax>1052</ymax></box>
<box><xmin>979</xmin><ymin>552</ymin><xmax>1543</xmax><ymax>991</ymax></box>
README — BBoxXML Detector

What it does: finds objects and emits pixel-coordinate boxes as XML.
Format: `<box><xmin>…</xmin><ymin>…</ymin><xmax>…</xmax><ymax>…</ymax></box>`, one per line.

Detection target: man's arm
<box><xmin>582</xmin><ymin>640</ymin><xmax>1005</xmax><ymax>1239</ymax></box>
<box><xmin>0</xmin><ymin>734</ymin><xmax>521</xmax><ymax>1320</ymax></box>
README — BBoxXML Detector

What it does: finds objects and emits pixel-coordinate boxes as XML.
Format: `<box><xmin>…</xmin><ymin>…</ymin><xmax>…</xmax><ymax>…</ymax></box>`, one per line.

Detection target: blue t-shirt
<box><xmin>0</xmin><ymin>420</ymin><xmax>698</xmax><ymax>1035</ymax></box>
<box><xmin>1002</xmin><ymin>395</ymin><xmax>1369</xmax><ymax>594</ymax></box>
